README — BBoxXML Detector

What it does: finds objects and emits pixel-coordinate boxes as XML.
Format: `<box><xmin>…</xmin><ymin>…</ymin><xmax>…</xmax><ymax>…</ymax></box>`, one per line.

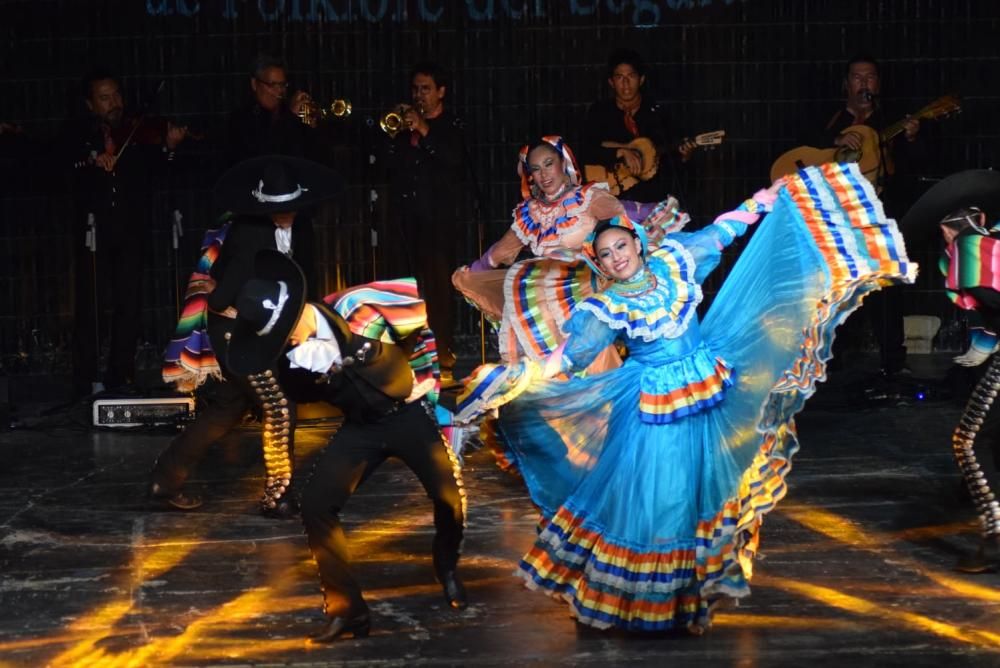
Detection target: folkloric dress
<box><xmin>453</xmin><ymin>135</ymin><xmax>685</xmax><ymax>367</ymax></box>
<box><xmin>457</xmin><ymin>162</ymin><xmax>916</xmax><ymax>631</ymax></box>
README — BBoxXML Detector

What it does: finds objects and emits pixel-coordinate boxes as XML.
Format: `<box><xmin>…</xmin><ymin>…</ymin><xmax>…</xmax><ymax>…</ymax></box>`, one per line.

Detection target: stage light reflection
<box><xmin>782</xmin><ymin>505</ymin><xmax>1000</xmax><ymax>604</ymax></box>
<box><xmin>5</xmin><ymin>487</ymin><xmax>999</xmax><ymax>664</ymax></box>
<box><xmin>760</xmin><ymin>575</ymin><xmax>1000</xmax><ymax>648</ymax></box>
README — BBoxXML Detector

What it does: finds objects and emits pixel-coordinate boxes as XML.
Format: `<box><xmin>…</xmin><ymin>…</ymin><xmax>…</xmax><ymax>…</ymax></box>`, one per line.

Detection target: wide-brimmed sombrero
<box><xmin>214</xmin><ymin>155</ymin><xmax>343</xmax><ymax>215</ymax></box>
<box><xmin>900</xmin><ymin>169</ymin><xmax>1000</xmax><ymax>236</ymax></box>
<box><xmin>226</xmin><ymin>250</ymin><xmax>306</xmax><ymax>376</ymax></box>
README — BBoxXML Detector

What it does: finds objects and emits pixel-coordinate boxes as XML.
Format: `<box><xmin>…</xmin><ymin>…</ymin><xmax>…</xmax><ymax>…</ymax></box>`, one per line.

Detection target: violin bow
<box><xmin>114</xmin><ymin>79</ymin><xmax>166</xmax><ymax>160</ymax></box>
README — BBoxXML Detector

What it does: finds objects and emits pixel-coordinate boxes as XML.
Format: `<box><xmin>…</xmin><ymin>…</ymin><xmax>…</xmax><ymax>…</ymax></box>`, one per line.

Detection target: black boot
<box><xmin>261</xmin><ymin>494</ymin><xmax>299</xmax><ymax>520</ymax></box>
<box><xmin>955</xmin><ymin>536</ymin><xmax>1000</xmax><ymax>574</ymax></box>
<box><xmin>308</xmin><ymin>611</ymin><xmax>371</xmax><ymax>643</ymax></box>
<box><xmin>149</xmin><ymin>483</ymin><xmax>203</xmax><ymax>511</ymax></box>
<box><xmin>437</xmin><ymin>569</ymin><xmax>467</xmax><ymax>610</ymax></box>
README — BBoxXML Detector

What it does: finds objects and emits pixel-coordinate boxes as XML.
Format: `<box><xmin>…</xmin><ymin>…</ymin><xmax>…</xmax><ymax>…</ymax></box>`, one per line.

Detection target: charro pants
<box><xmin>300</xmin><ymin>400</ymin><xmax>465</xmax><ymax>617</ymax></box>
<box><xmin>953</xmin><ymin>355</ymin><xmax>1000</xmax><ymax>539</ymax></box>
<box><xmin>150</xmin><ymin>372</ymin><xmax>297</xmax><ymax>499</ymax></box>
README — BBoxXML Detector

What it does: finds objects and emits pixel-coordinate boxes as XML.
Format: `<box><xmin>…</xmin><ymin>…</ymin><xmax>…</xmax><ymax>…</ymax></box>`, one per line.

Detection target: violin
<box><xmin>109</xmin><ymin>113</ymin><xmax>203</xmax><ymax>159</ymax></box>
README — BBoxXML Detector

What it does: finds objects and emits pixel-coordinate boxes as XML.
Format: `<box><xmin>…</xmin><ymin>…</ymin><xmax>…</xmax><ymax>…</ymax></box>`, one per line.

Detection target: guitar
<box><xmin>770</xmin><ymin>94</ymin><xmax>961</xmax><ymax>186</ymax></box>
<box><xmin>584</xmin><ymin>131</ymin><xmax>726</xmax><ymax>196</ymax></box>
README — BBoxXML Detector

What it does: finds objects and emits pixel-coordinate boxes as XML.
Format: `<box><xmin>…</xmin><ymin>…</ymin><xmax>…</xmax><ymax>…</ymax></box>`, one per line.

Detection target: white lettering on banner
<box><xmin>144</xmin><ymin>0</ymin><xmax>744</xmax><ymax>24</ymax></box>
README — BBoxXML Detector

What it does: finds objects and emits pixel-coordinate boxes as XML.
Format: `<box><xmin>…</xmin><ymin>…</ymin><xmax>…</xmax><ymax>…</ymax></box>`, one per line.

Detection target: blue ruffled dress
<box><xmin>457</xmin><ymin>163</ymin><xmax>915</xmax><ymax>631</ymax></box>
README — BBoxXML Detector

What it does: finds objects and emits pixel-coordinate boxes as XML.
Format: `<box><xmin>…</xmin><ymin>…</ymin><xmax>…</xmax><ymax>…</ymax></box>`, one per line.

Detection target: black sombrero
<box><xmin>214</xmin><ymin>155</ymin><xmax>343</xmax><ymax>215</ymax></box>
<box><xmin>227</xmin><ymin>250</ymin><xmax>307</xmax><ymax>376</ymax></box>
<box><xmin>900</xmin><ymin>169</ymin><xmax>1000</xmax><ymax>236</ymax></box>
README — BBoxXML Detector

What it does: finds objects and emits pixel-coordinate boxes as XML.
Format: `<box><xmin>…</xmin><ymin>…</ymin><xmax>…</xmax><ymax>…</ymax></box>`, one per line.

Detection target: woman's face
<box><xmin>527</xmin><ymin>145</ymin><xmax>569</xmax><ymax>200</ymax></box>
<box><xmin>595</xmin><ymin>227</ymin><xmax>643</xmax><ymax>281</ymax></box>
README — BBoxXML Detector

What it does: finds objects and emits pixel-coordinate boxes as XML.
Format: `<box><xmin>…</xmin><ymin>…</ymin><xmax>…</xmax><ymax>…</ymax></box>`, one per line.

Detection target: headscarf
<box><xmin>517</xmin><ymin>135</ymin><xmax>581</xmax><ymax>200</ymax></box>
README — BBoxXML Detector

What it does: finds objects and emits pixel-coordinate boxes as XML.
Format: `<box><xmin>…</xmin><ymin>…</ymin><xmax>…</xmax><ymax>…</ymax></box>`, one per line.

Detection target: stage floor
<box><xmin>1</xmin><ymin>369</ymin><xmax>999</xmax><ymax>666</ymax></box>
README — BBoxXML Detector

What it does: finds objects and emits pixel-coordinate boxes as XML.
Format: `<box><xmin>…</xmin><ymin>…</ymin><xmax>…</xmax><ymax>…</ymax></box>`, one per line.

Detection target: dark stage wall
<box><xmin>1</xmin><ymin>0</ymin><xmax>998</xmax><ymax>390</ymax></box>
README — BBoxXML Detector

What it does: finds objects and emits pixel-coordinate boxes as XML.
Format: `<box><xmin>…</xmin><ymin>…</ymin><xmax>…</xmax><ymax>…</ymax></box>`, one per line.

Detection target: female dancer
<box><xmin>456</xmin><ymin>163</ymin><xmax>915</xmax><ymax>632</ymax></box>
<box><xmin>452</xmin><ymin>135</ymin><xmax>683</xmax><ymax>367</ymax></box>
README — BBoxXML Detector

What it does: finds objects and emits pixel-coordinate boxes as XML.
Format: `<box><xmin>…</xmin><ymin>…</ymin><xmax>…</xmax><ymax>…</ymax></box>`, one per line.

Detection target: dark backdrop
<box><xmin>1</xmin><ymin>0</ymin><xmax>998</xmax><ymax>393</ymax></box>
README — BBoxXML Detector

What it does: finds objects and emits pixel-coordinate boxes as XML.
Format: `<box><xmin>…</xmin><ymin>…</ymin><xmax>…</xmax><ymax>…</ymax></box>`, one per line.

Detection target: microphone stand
<box><xmin>172</xmin><ymin>209</ymin><xmax>184</xmax><ymax>317</ymax></box>
<box><xmin>361</xmin><ymin>114</ymin><xmax>381</xmax><ymax>283</ymax></box>
<box><xmin>85</xmin><ymin>212</ymin><xmax>100</xmax><ymax>392</ymax></box>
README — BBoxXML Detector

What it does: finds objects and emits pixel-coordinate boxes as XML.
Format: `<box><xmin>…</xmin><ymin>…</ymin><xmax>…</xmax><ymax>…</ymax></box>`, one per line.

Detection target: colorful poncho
<box><xmin>161</xmin><ymin>221</ymin><xmax>231</xmax><ymax>392</ymax></box>
<box><xmin>939</xmin><ymin>227</ymin><xmax>1000</xmax><ymax>311</ymax></box>
<box><xmin>323</xmin><ymin>278</ymin><xmax>442</xmax><ymax>405</ymax></box>
<box><xmin>163</xmin><ymin>229</ymin><xmax>440</xmax><ymax>404</ymax></box>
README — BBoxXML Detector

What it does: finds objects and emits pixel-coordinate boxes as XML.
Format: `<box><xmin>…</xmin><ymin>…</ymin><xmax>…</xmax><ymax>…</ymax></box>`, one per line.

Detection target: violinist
<box><xmin>63</xmin><ymin>70</ymin><xmax>190</xmax><ymax>398</ymax></box>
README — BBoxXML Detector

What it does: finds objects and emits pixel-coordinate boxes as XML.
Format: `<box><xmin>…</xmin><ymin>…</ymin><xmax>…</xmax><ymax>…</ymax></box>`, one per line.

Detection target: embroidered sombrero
<box><xmin>213</xmin><ymin>155</ymin><xmax>343</xmax><ymax>215</ymax></box>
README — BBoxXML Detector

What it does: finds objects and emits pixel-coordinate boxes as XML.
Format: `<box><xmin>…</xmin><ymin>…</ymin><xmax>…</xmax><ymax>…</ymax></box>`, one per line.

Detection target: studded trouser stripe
<box><xmin>953</xmin><ymin>355</ymin><xmax>1000</xmax><ymax>538</ymax></box>
<box><xmin>249</xmin><ymin>371</ymin><xmax>294</xmax><ymax>510</ymax></box>
<box><xmin>421</xmin><ymin>399</ymin><xmax>468</xmax><ymax>550</ymax></box>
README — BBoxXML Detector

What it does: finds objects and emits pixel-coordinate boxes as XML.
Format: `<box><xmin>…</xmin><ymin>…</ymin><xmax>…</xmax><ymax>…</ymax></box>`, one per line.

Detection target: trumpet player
<box><xmin>226</xmin><ymin>54</ymin><xmax>325</xmax><ymax>166</ymax></box>
<box><xmin>384</xmin><ymin>62</ymin><xmax>467</xmax><ymax>373</ymax></box>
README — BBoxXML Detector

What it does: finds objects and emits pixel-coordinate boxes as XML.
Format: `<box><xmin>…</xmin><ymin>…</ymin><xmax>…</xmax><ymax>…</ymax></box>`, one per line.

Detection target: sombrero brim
<box><xmin>226</xmin><ymin>250</ymin><xmax>306</xmax><ymax>377</ymax></box>
<box><xmin>213</xmin><ymin>155</ymin><xmax>343</xmax><ymax>215</ymax></box>
<box><xmin>900</xmin><ymin>170</ymin><xmax>1000</xmax><ymax>236</ymax></box>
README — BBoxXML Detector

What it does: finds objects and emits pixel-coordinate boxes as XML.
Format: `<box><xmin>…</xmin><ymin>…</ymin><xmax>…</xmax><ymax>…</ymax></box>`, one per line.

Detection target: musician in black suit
<box><xmin>149</xmin><ymin>155</ymin><xmax>341</xmax><ymax>517</ymax></box>
<box><xmin>225</xmin><ymin>54</ymin><xmax>324</xmax><ymax>166</ymax></box>
<box><xmin>383</xmin><ymin>62</ymin><xmax>466</xmax><ymax>371</ymax></box>
<box><xmin>811</xmin><ymin>54</ymin><xmax>925</xmax><ymax>379</ymax></box>
<box><xmin>64</xmin><ymin>71</ymin><xmax>190</xmax><ymax>397</ymax></box>
<box><xmin>581</xmin><ymin>49</ymin><xmax>693</xmax><ymax>203</ymax></box>
<box><xmin>228</xmin><ymin>250</ymin><xmax>467</xmax><ymax>642</ymax></box>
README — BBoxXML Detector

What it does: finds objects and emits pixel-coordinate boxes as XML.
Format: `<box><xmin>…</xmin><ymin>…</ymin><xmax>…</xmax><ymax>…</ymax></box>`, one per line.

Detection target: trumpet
<box><xmin>297</xmin><ymin>98</ymin><xmax>352</xmax><ymax>126</ymax></box>
<box><xmin>380</xmin><ymin>103</ymin><xmax>419</xmax><ymax>138</ymax></box>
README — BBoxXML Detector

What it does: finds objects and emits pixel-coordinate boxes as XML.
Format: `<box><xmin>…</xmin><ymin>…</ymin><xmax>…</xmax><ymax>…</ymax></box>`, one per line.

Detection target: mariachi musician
<box><xmin>806</xmin><ymin>54</ymin><xmax>924</xmax><ymax>380</ymax></box>
<box><xmin>581</xmin><ymin>48</ymin><xmax>694</xmax><ymax>204</ymax></box>
<box><xmin>63</xmin><ymin>70</ymin><xmax>190</xmax><ymax>397</ymax></box>
<box><xmin>226</xmin><ymin>53</ymin><xmax>331</xmax><ymax>167</ymax></box>
<box><xmin>382</xmin><ymin>61</ymin><xmax>466</xmax><ymax>373</ymax></box>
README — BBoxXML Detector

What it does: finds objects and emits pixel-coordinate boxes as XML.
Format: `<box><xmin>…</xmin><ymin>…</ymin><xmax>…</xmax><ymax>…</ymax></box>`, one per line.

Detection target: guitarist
<box><xmin>814</xmin><ymin>55</ymin><xmax>923</xmax><ymax>205</ymax></box>
<box><xmin>582</xmin><ymin>48</ymin><xmax>694</xmax><ymax>203</ymax></box>
<box><xmin>812</xmin><ymin>54</ymin><xmax>925</xmax><ymax>380</ymax></box>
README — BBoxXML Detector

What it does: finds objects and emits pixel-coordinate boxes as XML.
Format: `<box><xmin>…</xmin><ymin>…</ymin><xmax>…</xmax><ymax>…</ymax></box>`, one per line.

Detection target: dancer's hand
<box><xmin>955</xmin><ymin>328</ymin><xmax>999</xmax><ymax>367</ymax></box>
<box><xmin>954</xmin><ymin>341</ymin><xmax>998</xmax><ymax>367</ymax></box>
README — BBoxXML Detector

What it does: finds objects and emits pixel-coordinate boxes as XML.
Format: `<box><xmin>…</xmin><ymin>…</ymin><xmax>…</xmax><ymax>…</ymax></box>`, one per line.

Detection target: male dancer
<box><xmin>228</xmin><ymin>250</ymin><xmax>466</xmax><ymax>641</ymax></box>
<box><xmin>152</xmin><ymin>155</ymin><xmax>340</xmax><ymax>516</ymax></box>
<box><xmin>902</xmin><ymin>169</ymin><xmax>1000</xmax><ymax>572</ymax></box>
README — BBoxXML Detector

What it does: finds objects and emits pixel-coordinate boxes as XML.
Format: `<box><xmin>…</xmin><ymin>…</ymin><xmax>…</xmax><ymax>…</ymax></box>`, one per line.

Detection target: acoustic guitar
<box><xmin>584</xmin><ymin>131</ymin><xmax>726</xmax><ymax>196</ymax></box>
<box><xmin>769</xmin><ymin>94</ymin><xmax>961</xmax><ymax>186</ymax></box>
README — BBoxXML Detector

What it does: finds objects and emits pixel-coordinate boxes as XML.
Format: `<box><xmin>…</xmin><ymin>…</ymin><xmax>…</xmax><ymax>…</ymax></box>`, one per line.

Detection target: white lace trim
<box><xmin>578</xmin><ymin>243</ymin><xmax>703</xmax><ymax>342</ymax></box>
<box><xmin>509</xmin><ymin>183</ymin><xmax>609</xmax><ymax>256</ymax></box>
